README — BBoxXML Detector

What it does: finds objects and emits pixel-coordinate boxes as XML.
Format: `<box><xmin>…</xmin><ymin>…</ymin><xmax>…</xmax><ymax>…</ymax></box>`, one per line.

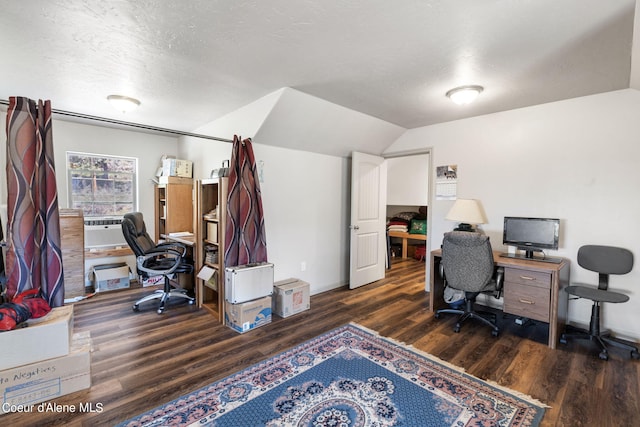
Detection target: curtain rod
<box><xmin>0</xmin><ymin>98</ymin><xmax>234</xmax><ymax>143</ymax></box>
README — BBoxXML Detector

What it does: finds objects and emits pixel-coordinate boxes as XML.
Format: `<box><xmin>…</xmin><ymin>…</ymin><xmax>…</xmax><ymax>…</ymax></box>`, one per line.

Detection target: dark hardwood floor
<box><xmin>4</xmin><ymin>258</ymin><xmax>639</xmax><ymax>426</ymax></box>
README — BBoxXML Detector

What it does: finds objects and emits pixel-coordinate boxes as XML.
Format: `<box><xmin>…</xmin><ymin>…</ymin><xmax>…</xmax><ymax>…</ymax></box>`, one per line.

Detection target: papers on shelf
<box><xmin>197</xmin><ymin>265</ymin><xmax>216</xmax><ymax>281</ymax></box>
<box><xmin>168</xmin><ymin>231</ymin><xmax>193</xmax><ymax>237</ymax></box>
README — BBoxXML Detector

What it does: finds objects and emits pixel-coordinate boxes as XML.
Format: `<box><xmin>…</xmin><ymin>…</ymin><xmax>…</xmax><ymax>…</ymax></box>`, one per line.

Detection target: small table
<box><xmin>388</xmin><ymin>231</ymin><xmax>427</xmax><ymax>258</ymax></box>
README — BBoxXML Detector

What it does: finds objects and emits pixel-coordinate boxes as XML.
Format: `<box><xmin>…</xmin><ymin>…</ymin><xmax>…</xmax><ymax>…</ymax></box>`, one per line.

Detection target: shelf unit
<box><xmin>195</xmin><ymin>177</ymin><xmax>228</xmax><ymax>322</ymax></box>
<box><xmin>154</xmin><ymin>177</ymin><xmax>194</xmax><ymax>241</ymax></box>
<box><xmin>60</xmin><ymin>209</ymin><xmax>85</xmax><ymax>298</ymax></box>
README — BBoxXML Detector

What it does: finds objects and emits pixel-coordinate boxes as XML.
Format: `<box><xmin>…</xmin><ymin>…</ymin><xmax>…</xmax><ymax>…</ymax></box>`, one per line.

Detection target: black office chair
<box><xmin>560</xmin><ymin>245</ymin><xmax>639</xmax><ymax>360</ymax></box>
<box><xmin>435</xmin><ymin>231</ymin><xmax>503</xmax><ymax>336</ymax></box>
<box><xmin>121</xmin><ymin>212</ymin><xmax>195</xmax><ymax>314</ymax></box>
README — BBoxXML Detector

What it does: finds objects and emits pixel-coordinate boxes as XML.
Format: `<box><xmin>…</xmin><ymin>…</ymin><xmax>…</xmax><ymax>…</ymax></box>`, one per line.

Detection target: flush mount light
<box><xmin>446</xmin><ymin>85</ymin><xmax>484</xmax><ymax>105</ymax></box>
<box><xmin>107</xmin><ymin>95</ymin><xmax>141</xmax><ymax>112</ymax></box>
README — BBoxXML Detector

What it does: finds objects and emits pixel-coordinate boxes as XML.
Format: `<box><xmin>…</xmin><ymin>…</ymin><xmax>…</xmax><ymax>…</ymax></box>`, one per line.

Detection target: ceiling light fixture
<box><xmin>446</xmin><ymin>85</ymin><xmax>484</xmax><ymax>105</ymax></box>
<box><xmin>107</xmin><ymin>95</ymin><xmax>141</xmax><ymax>112</ymax></box>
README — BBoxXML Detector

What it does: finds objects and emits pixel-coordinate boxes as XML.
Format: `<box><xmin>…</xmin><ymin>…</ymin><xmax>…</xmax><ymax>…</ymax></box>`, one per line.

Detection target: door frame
<box><xmin>383</xmin><ymin>148</ymin><xmax>433</xmax><ymax>292</ymax></box>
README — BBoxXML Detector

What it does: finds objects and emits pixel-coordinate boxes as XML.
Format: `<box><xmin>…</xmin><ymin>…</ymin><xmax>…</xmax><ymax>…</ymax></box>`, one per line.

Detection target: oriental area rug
<box><xmin>119</xmin><ymin>323</ymin><xmax>546</xmax><ymax>427</ymax></box>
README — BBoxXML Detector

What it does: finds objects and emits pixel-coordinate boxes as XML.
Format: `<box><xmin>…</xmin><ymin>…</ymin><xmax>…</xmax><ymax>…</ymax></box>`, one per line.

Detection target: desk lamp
<box><xmin>445</xmin><ymin>199</ymin><xmax>487</xmax><ymax>232</ymax></box>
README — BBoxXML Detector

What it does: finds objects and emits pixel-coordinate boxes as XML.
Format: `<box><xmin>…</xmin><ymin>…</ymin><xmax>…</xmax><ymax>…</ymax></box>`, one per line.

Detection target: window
<box><xmin>67</xmin><ymin>152</ymin><xmax>137</xmax><ymax>218</ymax></box>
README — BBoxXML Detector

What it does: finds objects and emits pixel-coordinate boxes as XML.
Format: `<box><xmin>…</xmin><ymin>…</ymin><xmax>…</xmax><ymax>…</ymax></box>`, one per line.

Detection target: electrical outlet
<box><xmin>300</xmin><ymin>261</ymin><xmax>306</xmax><ymax>272</ymax></box>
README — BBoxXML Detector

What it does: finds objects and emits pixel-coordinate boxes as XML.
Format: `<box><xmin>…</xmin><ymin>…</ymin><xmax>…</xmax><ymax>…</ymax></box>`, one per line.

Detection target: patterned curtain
<box><xmin>5</xmin><ymin>97</ymin><xmax>64</xmax><ymax>307</ymax></box>
<box><xmin>0</xmin><ymin>214</ymin><xmax>5</xmax><ymax>303</ymax></box>
<box><xmin>224</xmin><ymin>135</ymin><xmax>267</xmax><ymax>267</ymax></box>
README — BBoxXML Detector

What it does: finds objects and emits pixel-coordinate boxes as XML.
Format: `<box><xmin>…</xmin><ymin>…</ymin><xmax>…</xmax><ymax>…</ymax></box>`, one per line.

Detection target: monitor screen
<box><xmin>503</xmin><ymin>217</ymin><xmax>559</xmax><ymax>256</ymax></box>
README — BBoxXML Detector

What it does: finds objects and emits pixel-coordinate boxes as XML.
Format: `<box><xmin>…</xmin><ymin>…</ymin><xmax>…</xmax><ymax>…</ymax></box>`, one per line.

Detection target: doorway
<box><xmin>385</xmin><ymin>151</ymin><xmax>431</xmax><ymax>284</ymax></box>
<box><xmin>348</xmin><ymin>149</ymin><xmax>432</xmax><ymax>291</ymax></box>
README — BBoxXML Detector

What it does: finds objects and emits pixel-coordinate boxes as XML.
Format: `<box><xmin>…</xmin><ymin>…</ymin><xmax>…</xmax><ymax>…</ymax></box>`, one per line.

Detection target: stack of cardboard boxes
<box><xmin>0</xmin><ymin>305</ymin><xmax>91</xmax><ymax>414</ymax></box>
<box><xmin>224</xmin><ymin>263</ymin><xmax>274</xmax><ymax>333</ymax></box>
<box><xmin>223</xmin><ymin>263</ymin><xmax>312</xmax><ymax>334</ymax></box>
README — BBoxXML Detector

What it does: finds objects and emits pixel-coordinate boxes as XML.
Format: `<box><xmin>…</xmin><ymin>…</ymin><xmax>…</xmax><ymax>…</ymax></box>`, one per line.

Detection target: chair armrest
<box><xmin>144</xmin><ymin>247</ymin><xmax>184</xmax><ymax>258</ymax></box>
<box><xmin>136</xmin><ymin>253</ymin><xmax>181</xmax><ymax>277</ymax></box>
<box><xmin>154</xmin><ymin>242</ymin><xmax>187</xmax><ymax>257</ymax></box>
<box><xmin>493</xmin><ymin>267</ymin><xmax>504</xmax><ymax>299</ymax></box>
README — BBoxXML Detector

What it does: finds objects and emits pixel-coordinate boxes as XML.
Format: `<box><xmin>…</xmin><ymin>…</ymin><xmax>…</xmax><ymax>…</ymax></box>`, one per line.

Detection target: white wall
<box><xmin>254</xmin><ymin>88</ymin><xmax>405</xmax><ymax>157</ymax></box>
<box><xmin>386</xmin><ymin>154</ymin><xmax>429</xmax><ymax>205</ymax></box>
<box><xmin>180</xmin><ymin>135</ymin><xmax>350</xmax><ymax>295</ymax></box>
<box><xmin>178</xmin><ymin>87</ymin><xmax>396</xmax><ymax>295</ymax></box>
<box><xmin>51</xmin><ymin>120</ymin><xmax>180</xmax><ymax>234</ymax></box>
<box><xmin>385</xmin><ymin>88</ymin><xmax>640</xmax><ymax>340</ymax></box>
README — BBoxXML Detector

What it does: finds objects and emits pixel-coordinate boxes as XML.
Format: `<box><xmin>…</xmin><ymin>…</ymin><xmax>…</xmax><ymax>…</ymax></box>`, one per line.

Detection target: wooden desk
<box><xmin>388</xmin><ymin>231</ymin><xmax>426</xmax><ymax>258</ymax></box>
<box><xmin>162</xmin><ymin>233</ymin><xmax>196</xmax><ymax>290</ymax></box>
<box><xmin>162</xmin><ymin>233</ymin><xmax>195</xmax><ymax>247</ymax></box>
<box><xmin>430</xmin><ymin>249</ymin><xmax>570</xmax><ymax>349</ymax></box>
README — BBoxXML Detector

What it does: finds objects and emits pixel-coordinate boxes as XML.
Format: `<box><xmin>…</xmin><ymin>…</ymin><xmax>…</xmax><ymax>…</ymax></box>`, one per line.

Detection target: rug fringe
<box><xmin>346</xmin><ymin>322</ymin><xmax>550</xmax><ymax>408</ymax></box>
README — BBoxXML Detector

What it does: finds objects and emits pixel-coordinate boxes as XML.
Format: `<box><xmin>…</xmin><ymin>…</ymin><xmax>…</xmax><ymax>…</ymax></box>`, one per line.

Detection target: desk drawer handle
<box><xmin>518</xmin><ymin>298</ymin><xmax>535</xmax><ymax>305</ymax></box>
<box><xmin>519</xmin><ymin>275</ymin><xmax>536</xmax><ymax>281</ymax></box>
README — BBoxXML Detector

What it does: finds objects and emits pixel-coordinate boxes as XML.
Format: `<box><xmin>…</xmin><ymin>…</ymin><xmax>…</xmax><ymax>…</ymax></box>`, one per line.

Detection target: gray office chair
<box><xmin>560</xmin><ymin>245</ymin><xmax>639</xmax><ymax>360</ymax></box>
<box><xmin>435</xmin><ymin>231</ymin><xmax>503</xmax><ymax>336</ymax></box>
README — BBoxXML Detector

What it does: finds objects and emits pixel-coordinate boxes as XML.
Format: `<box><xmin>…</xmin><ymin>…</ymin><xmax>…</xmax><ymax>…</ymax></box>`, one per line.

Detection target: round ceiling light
<box><xmin>107</xmin><ymin>95</ymin><xmax>141</xmax><ymax>112</ymax></box>
<box><xmin>446</xmin><ymin>85</ymin><xmax>484</xmax><ymax>105</ymax></box>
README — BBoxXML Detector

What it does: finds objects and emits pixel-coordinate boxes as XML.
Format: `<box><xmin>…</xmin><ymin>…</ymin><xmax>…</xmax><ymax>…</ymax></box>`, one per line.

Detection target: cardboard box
<box><xmin>0</xmin><ymin>332</ymin><xmax>91</xmax><ymax>413</ymax></box>
<box><xmin>225</xmin><ymin>296</ymin><xmax>272</xmax><ymax>334</ymax></box>
<box><xmin>273</xmin><ymin>278</ymin><xmax>310</xmax><ymax>318</ymax></box>
<box><xmin>93</xmin><ymin>263</ymin><xmax>130</xmax><ymax>292</ymax></box>
<box><xmin>162</xmin><ymin>158</ymin><xmax>193</xmax><ymax>178</ymax></box>
<box><xmin>207</xmin><ymin>222</ymin><xmax>218</xmax><ymax>243</ymax></box>
<box><xmin>0</xmin><ymin>305</ymin><xmax>73</xmax><ymax>371</ymax></box>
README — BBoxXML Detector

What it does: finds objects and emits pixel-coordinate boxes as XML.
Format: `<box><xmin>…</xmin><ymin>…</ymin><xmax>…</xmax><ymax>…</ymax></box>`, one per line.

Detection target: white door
<box><xmin>349</xmin><ymin>152</ymin><xmax>387</xmax><ymax>289</ymax></box>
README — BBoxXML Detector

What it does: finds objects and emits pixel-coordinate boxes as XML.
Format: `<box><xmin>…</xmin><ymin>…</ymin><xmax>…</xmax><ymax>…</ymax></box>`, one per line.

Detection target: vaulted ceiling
<box><xmin>0</xmin><ymin>1</ymin><xmax>636</xmax><ymax>154</ymax></box>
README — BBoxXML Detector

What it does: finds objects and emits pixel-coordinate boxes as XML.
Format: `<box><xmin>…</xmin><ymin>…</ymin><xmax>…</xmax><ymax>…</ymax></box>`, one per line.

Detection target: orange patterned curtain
<box><xmin>5</xmin><ymin>96</ymin><xmax>64</xmax><ymax>307</ymax></box>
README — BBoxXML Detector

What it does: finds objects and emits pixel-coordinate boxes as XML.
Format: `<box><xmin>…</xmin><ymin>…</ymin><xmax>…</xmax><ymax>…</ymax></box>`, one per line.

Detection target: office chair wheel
<box><xmin>453</xmin><ymin>324</ymin><xmax>461</xmax><ymax>333</ymax></box>
<box><xmin>157</xmin><ymin>307</ymin><xmax>165</xmax><ymax>314</ymax></box>
<box><xmin>631</xmin><ymin>350</ymin><xmax>640</xmax><ymax>360</ymax></box>
<box><xmin>132</xmin><ymin>304</ymin><xmax>140</xmax><ymax>312</ymax></box>
<box><xmin>434</xmin><ymin>312</ymin><xmax>441</xmax><ymax>319</ymax></box>
<box><xmin>599</xmin><ymin>350</ymin><xmax>609</xmax><ymax>361</ymax></box>
<box><xmin>491</xmin><ymin>329</ymin><xmax>499</xmax><ymax>337</ymax></box>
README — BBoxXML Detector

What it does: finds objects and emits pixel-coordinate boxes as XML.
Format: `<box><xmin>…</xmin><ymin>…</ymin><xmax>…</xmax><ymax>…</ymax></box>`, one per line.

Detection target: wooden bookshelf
<box><xmin>195</xmin><ymin>178</ymin><xmax>228</xmax><ymax>323</ymax></box>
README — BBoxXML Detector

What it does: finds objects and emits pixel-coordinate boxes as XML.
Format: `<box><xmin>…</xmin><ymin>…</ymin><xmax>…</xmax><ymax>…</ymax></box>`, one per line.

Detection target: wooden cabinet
<box><xmin>60</xmin><ymin>209</ymin><xmax>85</xmax><ymax>298</ymax></box>
<box><xmin>503</xmin><ymin>268</ymin><xmax>551</xmax><ymax>323</ymax></box>
<box><xmin>154</xmin><ymin>177</ymin><xmax>194</xmax><ymax>241</ymax></box>
<box><xmin>195</xmin><ymin>178</ymin><xmax>228</xmax><ymax>322</ymax></box>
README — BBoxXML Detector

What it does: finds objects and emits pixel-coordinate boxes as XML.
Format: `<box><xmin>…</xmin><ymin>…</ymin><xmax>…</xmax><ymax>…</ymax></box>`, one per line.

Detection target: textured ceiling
<box><xmin>0</xmin><ymin>1</ymin><xmax>636</xmax><ymax>142</ymax></box>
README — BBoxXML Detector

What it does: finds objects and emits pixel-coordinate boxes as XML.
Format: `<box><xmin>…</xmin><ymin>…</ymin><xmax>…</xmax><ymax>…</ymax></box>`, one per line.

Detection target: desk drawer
<box><xmin>504</xmin><ymin>281</ymin><xmax>551</xmax><ymax>322</ymax></box>
<box><xmin>504</xmin><ymin>268</ymin><xmax>551</xmax><ymax>289</ymax></box>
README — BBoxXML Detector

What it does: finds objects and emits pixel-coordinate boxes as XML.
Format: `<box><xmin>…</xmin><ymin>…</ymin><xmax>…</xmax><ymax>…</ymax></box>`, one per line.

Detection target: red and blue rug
<box><xmin>119</xmin><ymin>323</ymin><xmax>546</xmax><ymax>426</ymax></box>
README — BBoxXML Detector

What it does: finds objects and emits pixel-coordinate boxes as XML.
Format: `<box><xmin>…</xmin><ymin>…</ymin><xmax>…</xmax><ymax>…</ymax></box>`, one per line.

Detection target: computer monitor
<box><xmin>502</xmin><ymin>217</ymin><xmax>559</xmax><ymax>260</ymax></box>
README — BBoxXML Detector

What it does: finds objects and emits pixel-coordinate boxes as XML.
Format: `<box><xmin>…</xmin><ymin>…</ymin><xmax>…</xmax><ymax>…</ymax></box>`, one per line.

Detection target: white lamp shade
<box><xmin>445</xmin><ymin>199</ymin><xmax>487</xmax><ymax>225</ymax></box>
